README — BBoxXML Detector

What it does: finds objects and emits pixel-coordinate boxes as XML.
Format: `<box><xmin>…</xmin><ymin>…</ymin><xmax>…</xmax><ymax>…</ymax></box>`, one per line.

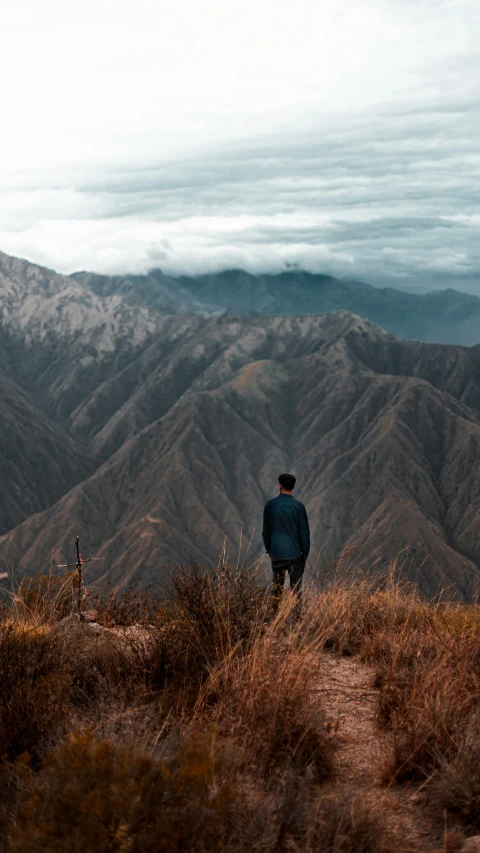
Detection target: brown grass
<box><xmin>429</xmin><ymin>712</ymin><xmax>480</xmax><ymax>830</ymax></box>
<box><xmin>3</xmin><ymin>558</ymin><xmax>480</xmax><ymax>849</ymax></box>
<box><xmin>0</xmin><ymin>622</ymin><xmax>71</xmax><ymax>763</ymax></box>
<box><xmin>193</xmin><ymin>598</ymin><xmax>335</xmax><ymax>782</ymax></box>
<box><xmin>12</xmin><ymin>572</ymin><xmax>78</xmax><ymax>625</ymax></box>
<box><xmin>364</xmin><ymin>612</ymin><xmax>480</xmax><ymax>791</ymax></box>
<box><xmin>323</xmin><ymin>574</ymin><xmax>480</xmax><ymax>836</ymax></box>
<box><xmin>274</xmin><ymin>784</ymin><xmax>387</xmax><ymax>853</ymax></box>
<box><xmin>10</xmin><ymin>728</ymin><xmax>257</xmax><ymax>853</ymax></box>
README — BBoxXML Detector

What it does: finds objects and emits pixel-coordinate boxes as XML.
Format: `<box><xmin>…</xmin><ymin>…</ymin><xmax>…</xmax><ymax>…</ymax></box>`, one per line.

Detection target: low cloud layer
<box><xmin>0</xmin><ymin>0</ymin><xmax>479</xmax><ymax>292</ymax></box>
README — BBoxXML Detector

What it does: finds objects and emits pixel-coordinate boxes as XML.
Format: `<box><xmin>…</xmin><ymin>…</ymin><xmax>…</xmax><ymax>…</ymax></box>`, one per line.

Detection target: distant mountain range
<box><xmin>72</xmin><ymin>267</ymin><xmax>480</xmax><ymax>346</ymax></box>
<box><xmin>2</xmin><ymin>249</ymin><xmax>480</xmax><ymax>598</ymax></box>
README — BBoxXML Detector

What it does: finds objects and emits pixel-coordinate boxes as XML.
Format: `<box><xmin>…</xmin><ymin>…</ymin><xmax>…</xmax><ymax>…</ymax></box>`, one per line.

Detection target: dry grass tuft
<box><xmin>12</xmin><ymin>572</ymin><xmax>78</xmax><ymax>625</ymax></box>
<box><xmin>274</xmin><ymin>784</ymin><xmax>386</xmax><ymax>853</ymax></box>
<box><xmin>370</xmin><ymin>624</ymin><xmax>480</xmax><ymax>786</ymax></box>
<box><xmin>193</xmin><ymin>596</ymin><xmax>335</xmax><ymax>782</ymax></box>
<box><xmin>428</xmin><ymin>713</ymin><xmax>480</xmax><ymax>830</ymax></box>
<box><xmin>0</xmin><ymin>621</ymin><xmax>70</xmax><ymax>763</ymax></box>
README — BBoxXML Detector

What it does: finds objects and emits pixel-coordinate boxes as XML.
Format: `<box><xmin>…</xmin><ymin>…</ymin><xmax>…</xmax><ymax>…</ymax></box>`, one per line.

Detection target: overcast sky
<box><xmin>0</xmin><ymin>0</ymin><xmax>478</xmax><ymax>290</ymax></box>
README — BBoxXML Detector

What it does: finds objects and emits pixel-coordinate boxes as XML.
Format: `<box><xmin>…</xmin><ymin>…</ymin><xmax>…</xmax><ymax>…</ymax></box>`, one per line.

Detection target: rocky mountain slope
<box><xmin>0</xmin><ymin>368</ymin><xmax>93</xmax><ymax>534</ymax></box>
<box><xmin>2</xmin><ymin>250</ymin><xmax>480</xmax><ymax>598</ymax></box>
<box><xmin>73</xmin><ymin>267</ymin><xmax>480</xmax><ymax>346</ymax></box>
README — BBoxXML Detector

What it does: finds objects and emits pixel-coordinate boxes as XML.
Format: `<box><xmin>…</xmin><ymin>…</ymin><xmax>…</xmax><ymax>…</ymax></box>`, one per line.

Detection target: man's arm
<box><xmin>262</xmin><ymin>503</ymin><xmax>271</xmax><ymax>554</ymax></box>
<box><xmin>298</xmin><ymin>504</ymin><xmax>310</xmax><ymax>559</ymax></box>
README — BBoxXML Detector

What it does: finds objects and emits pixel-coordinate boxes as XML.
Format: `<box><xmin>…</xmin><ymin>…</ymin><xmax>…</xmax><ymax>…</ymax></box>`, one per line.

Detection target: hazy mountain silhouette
<box><xmin>73</xmin><ymin>267</ymin><xmax>480</xmax><ymax>346</ymax></box>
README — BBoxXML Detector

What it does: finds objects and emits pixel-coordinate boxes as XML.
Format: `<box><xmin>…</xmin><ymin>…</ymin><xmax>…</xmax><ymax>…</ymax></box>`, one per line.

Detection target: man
<box><xmin>262</xmin><ymin>473</ymin><xmax>310</xmax><ymax>612</ymax></box>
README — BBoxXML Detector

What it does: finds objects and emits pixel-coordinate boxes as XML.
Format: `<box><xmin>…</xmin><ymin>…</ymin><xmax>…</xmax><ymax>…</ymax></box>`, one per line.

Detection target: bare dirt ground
<box><xmin>316</xmin><ymin>652</ymin><xmax>450</xmax><ymax>853</ymax></box>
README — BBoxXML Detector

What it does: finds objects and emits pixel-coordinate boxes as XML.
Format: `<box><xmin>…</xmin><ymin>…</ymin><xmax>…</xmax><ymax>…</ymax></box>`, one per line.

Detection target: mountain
<box><xmin>73</xmin><ymin>267</ymin><xmax>480</xmax><ymax>346</ymax></box>
<box><xmin>0</xmin><ymin>368</ymin><xmax>93</xmax><ymax>535</ymax></box>
<box><xmin>3</xmin><ymin>249</ymin><xmax>480</xmax><ymax>598</ymax></box>
<box><xmin>0</xmin><ymin>249</ymin><xmax>164</xmax><ymax>423</ymax></box>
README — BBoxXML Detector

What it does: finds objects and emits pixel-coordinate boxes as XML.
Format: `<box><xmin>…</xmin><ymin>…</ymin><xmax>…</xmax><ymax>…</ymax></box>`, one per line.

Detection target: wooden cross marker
<box><xmin>58</xmin><ymin>536</ymin><xmax>103</xmax><ymax>613</ymax></box>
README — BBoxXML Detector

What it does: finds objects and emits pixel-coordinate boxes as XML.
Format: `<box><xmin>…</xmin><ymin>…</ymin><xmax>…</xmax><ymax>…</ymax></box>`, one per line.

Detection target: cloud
<box><xmin>0</xmin><ymin>0</ymin><xmax>479</xmax><ymax>290</ymax></box>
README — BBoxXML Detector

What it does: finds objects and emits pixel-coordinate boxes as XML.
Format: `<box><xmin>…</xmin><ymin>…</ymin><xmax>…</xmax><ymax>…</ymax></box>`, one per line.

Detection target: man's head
<box><xmin>278</xmin><ymin>473</ymin><xmax>296</xmax><ymax>494</ymax></box>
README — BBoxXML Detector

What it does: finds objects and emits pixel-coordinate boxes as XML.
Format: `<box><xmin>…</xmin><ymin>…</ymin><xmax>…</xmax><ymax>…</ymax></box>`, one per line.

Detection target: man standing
<box><xmin>262</xmin><ymin>473</ymin><xmax>310</xmax><ymax>612</ymax></box>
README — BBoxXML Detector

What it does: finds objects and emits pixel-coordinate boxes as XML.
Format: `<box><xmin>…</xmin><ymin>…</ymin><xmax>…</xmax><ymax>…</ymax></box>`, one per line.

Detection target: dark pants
<box><xmin>271</xmin><ymin>555</ymin><xmax>305</xmax><ymax>613</ymax></box>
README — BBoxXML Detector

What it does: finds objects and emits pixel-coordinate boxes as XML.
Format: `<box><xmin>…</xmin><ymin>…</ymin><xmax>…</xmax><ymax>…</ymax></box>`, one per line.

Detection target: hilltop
<box><xmin>1</xmin><ymin>565</ymin><xmax>479</xmax><ymax>852</ymax></box>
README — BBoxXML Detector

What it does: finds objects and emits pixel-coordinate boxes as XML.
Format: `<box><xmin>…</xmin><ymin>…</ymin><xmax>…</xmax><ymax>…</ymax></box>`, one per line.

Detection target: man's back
<box><xmin>262</xmin><ymin>493</ymin><xmax>310</xmax><ymax>561</ymax></box>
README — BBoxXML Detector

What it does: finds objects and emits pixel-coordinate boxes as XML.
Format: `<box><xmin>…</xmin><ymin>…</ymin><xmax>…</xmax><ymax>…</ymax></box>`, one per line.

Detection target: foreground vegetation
<box><xmin>1</xmin><ymin>559</ymin><xmax>480</xmax><ymax>852</ymax></box>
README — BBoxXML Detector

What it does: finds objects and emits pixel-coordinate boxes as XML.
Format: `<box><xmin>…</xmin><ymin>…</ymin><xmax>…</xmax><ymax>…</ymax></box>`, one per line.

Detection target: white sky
<box><xmin>1</xmin><ymin>0</ymin><xmax>479</xmax><ymax>288</ymax></box>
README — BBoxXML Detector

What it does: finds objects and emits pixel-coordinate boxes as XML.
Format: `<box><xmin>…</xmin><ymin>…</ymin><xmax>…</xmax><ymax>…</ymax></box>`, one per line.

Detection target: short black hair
<box><xmin>278</xmin><ymin>473</ymin><xmax>296</xmax><ymax>491</ymax></box>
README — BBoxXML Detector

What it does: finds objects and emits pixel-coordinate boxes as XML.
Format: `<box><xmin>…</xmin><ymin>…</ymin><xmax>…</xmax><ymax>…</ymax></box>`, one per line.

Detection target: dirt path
<box><xmin>316</xmin><ymin>652</ymin><xmax>447</xmax><ymax>853</ymax></box>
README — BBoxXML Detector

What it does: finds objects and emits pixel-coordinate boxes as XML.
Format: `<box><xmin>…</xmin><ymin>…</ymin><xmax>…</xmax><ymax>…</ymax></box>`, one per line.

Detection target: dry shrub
<box><xmin>313</xmin><ymin>568</ymin><xmax>480</xmax><ymax>834</ymax></box>
<box><xmin>90</xmin><ymin>583</ymin><xmax>159</xmax><ymax>628</ymax></box>
<box><xmin>194</xmin><ymin>603</ymin><xmax>335</xmax><ymax>782</ymax></box>
<box><xmin>144</xmin><ymin>562</ymin><xmax>267</xmax><ymax>695</ymax></box>
<box><xmin>8</xmin><ymin>559</ymin><xmax>480</xmax><ymax>844</ymax></box>
<box><xmin>370</xmin><ymin>620</ymin><xmax>480</xmax><ymax>786</ymax></box>
<box><xmin>319</xmin><ymin>571</ymin><xmax>429</xmax><ymax>657</ymax></box>
<box><xmin>13</xmin><ymin>573</ymin><xmax>77</xmax><ymax>625</ymax></box>
<box><xmin>0</xmin><ymin>622</ymin><xmax>70</xmax><ymax>763</ymax></box>
<box><xmin>169</xmin><ymin>561</ymin><xmax>266</xmax><ymax>652</ymax></box>
<box><xmin>436</xmin><ymin>605</ymin><xmax>480</xmax><ymax>636</ymax></box>
<box><xmin>10</xmin><ymin>730</ymin><xmax>382</xmax><ymax>853</ymax></box>
<box><xmin>0</xmin><ymin>760</ymin><xmax>18</xmax><ymax>853</ymax></box>
<box><xmin>372</xmin><ymin>627</ymin><xmax>440</xmax><ymax>729</ymax></box>
<box><xmin>305</xmin><ymin>791</ymin><xmax>385</xmax><ymax>853</ymax></box>
<box><xmin>65</xmin><ymin>631</ymin><xmax>146</xmax><ymax>706</ymax></box>
<box><xmin>429</xmin><ymin>713</ymin><xmax>480</xmax><ymax>830</ymax></box>
<box><xmin>11</xmin><ymin>729</ymin><xmax>271</xmax><ymax>853</ymax></box>
<box><xmin>275</xmin><ymin>785</ymin><xmax>385</xmax><ymax>853</ymax></box>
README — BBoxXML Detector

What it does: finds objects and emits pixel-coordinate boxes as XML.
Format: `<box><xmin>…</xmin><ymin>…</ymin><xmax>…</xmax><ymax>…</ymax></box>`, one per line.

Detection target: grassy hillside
<box><xmin>1</xmin><ymin>558</ymin><xmax>479</xmax><ymax>852</ymax></box>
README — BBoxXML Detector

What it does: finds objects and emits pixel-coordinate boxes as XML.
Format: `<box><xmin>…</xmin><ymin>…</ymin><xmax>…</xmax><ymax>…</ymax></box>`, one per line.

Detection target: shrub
<box><xmin>373</xmin><ymin>624</ymin><xmax>480</xmax><ymax>784</ymax></box>
<box><xmin>7</xmin><ymin>562</ymin><xmax>480</xmax><ymax>846</ymax></box>
<box><xmin>10</xmin><ymin>729</ymin><xmax>268</xmax><ymax>853</ymax></box>
<box><xmin>66</xmin><ymin>630</ymin><xmax>146</xmax><ymax>706</ymax></box>
<box><xmin>13</xmin><ymin>573</ymin><xmax>77</xmax><ymax>624</ymax></box>
<box><xmin>319</xmin><ymin>573</ymin><xmax>430</xmax><ymax>658</ymax></box>
<box><xmin>0</xmin><ymin>759</ymin><xmax>18</xmax><ymax>853</ymax></box>
<box><xmin>89</xmin><ymin>583</ymin><xmax>159</xmax><ymax>628</ymax></box>
<box><xmin>143</xmin><ymin>562</ymin><xmax>267</xmax><ymax>697</ymax></box>
<box><xmin>10</xmin><ymin>730</ymin><xmax>383</xmax><ymax>853</ymax></box>
<box><xmin>0</xmin><ymin>622</ymin><xmax>70</xmax><ymax>762</ymax></box>
<box><xmin>194</xmin><ymin>607</ymin><xmax>335</xmax><ymax>782</ymax></box>
<box><xmin>274</xmin><ymin>785</ymin><xmax>385</xmax><ymax>853</ymax></box>
<box><xmin>429</xmin><ymin>713</ymin><xmax>480</xmax><ymax>830</ymax></box>
<box><xmin>168</xmin><ymin>561</ymin><xmax>267</xmax><ymax>656</ymax></box>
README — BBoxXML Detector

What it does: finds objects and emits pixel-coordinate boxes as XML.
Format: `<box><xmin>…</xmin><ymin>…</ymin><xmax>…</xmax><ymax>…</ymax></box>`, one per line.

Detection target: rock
<box><xmin>81</xmin><ymin>609</ymin><xmax>100</xmax><ymax>623</ymax></box>
<box><xmin>55</xmin><ymin>613</ymin><xmax>81</xmax><ymax>632</ymax></box>
<box><xmin>463</xmin><ymin>838</ymin><xmax>480</xmax><ymax>853</ymax></box>
<box><xmin>55</xmin><ymin>612</ymin><xmax>104</xmax><ymax>638</ymax></box>
<box><xmin>82</xmin><ymin>621</ymin><xmax>104</xmax><ymax>637</ymax></box>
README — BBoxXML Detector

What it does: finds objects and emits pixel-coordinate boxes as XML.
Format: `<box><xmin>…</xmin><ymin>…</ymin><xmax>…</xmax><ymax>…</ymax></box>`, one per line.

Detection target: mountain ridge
<box><xmin>72</xmin><ymin>265</ymin><xmax>480</xmax><ymax>346</ymax></box>
<box><xmin>2</xmin><ymin>249</ymin><xmax>480</xmax><ymax>597</ymax></box>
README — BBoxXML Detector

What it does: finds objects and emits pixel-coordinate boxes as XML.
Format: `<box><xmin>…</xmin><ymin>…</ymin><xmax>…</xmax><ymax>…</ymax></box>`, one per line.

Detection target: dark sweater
<box><xmin>262</xmin><ymin>494</ymin><xmax>310</xmax><ymax>560</ymax></box>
